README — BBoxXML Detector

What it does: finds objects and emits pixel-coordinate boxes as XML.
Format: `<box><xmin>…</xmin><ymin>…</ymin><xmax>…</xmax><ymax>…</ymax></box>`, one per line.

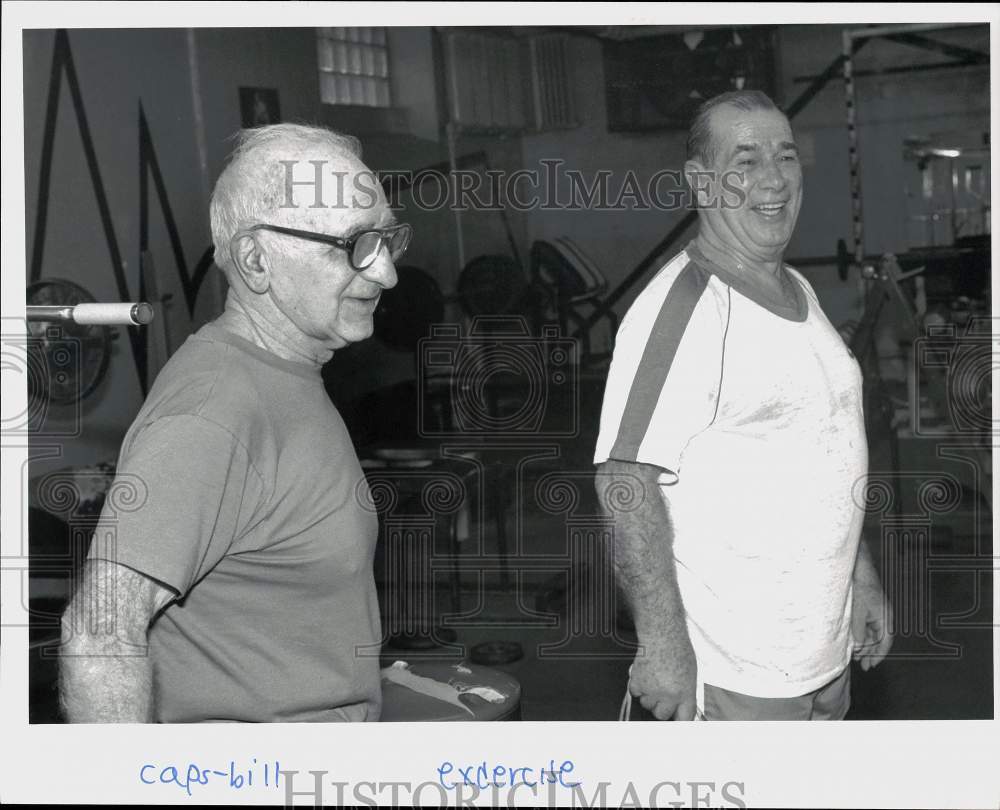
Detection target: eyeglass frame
<box><xmin>232</xmin><ymin>222</ymin><xmax>412</xmax><ymax>272</ymax></box>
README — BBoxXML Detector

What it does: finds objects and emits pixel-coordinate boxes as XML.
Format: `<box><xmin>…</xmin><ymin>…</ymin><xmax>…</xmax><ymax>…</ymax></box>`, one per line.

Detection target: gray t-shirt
<box><xmin>90</xmin><ymin>323</ymin><xmax>382</xmax><ymax>722</ymax></box>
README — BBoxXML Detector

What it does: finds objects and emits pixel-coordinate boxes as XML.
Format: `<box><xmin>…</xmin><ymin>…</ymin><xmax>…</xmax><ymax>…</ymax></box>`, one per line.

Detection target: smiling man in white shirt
<box><xmin>595</xmin><ymin>90</ymin><xmax>893</xmax><ymax>721</ymax></box>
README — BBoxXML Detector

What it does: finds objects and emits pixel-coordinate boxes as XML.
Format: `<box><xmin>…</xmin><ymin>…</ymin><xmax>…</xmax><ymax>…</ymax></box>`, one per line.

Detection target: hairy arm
<box><xmin>595</xmin><ymin>459</ymin><xmax>696</xmax><ymax>720</ymax></box>
<box><xmin>59</xmin><ymin>559</ymin><xmax>177</xmax><ymax>723</ymax></box>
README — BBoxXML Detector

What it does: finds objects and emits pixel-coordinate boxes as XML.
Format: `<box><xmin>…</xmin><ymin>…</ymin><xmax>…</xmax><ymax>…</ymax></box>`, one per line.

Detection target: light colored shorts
<box><xmin>701</xmin><ymin>666</ymin><xmax>851</xmax><ymax>721</ymax></box>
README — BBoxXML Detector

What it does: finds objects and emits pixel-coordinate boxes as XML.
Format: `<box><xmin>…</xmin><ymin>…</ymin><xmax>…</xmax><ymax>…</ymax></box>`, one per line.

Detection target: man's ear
<box><xmin>684</xmin><ymin>158</ymin><xmax>714</xmax><ymax>209</ymax></box>
<box><xmin>229</xmin><ymin>233</ymin><xmax>271</xmax><ymax>294</ymax></box>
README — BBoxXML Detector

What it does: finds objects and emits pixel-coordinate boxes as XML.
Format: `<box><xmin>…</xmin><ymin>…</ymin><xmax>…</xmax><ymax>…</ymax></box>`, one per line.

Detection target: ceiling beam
<box><xmin>881</xmin><ymin>32</ymin><xmax>988</xmax><ymax>64</ymax></box>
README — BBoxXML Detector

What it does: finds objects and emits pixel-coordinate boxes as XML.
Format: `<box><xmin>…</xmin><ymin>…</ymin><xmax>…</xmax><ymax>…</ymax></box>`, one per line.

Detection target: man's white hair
<box><xmin>210</xmin><ymin>123</ymin><xmax>362</xmax><ymax>274</ymax></box>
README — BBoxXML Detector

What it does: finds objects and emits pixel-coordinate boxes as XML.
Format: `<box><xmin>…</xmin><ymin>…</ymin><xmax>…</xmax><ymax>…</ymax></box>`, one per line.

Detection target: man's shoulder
<box><xmin>642</xmin><ymin>247</ymin><xmax>697</xmax><ymax>292</ymax></box>
<box><xmin>136</xmin><ymin>327</ymin><xmax>267</xmax><ymax>432</ymax></box>
<box><xmin>618</xmin><ymin>248</ymin><xmax>727</xmax><ymax>339</ymax></box>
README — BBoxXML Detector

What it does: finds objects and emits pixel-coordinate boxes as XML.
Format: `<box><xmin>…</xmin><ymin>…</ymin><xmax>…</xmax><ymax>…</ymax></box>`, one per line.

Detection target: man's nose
<box><xmin>759</xmin><ymin>156</ymin><xmax>788</xmax><ymax>190</ymax></box>
<box><xmin>362</xmin><ymin>248</ymin><xmax>398</xmax><ymax>290</ymax></box>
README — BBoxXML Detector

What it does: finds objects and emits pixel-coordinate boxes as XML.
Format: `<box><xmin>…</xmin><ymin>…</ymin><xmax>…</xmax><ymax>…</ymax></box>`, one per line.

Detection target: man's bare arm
<box><xmin>59</xmin><ymin>559</ymin><xmax>176</xmax><ymax>723</ymax></box>
<box><xmin>595</xmin><ymin>459</ymin><xmax>696</xmax><ymax>720</ymax></box>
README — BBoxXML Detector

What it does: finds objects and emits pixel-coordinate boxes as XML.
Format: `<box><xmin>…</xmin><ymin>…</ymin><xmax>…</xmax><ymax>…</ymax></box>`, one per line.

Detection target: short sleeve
<box><xmin>594</xmin><ymin>262</ymin><xmax>727</xmax><ymax>475</ymax></box>
<box><xmin>88</xmin><ymin>414</ymin><xmax>265</xmax><ymax>596</ymax></box>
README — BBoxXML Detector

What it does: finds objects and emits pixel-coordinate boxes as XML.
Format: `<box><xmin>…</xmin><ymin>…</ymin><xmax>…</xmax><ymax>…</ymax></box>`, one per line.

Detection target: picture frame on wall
<box><xmin>603</xmin><ymin>26</ymin><xmax>778</xmax><ymax>132</ymax></box>
<box><xmin>239</xmin><ymin>86</ymin><xmax>282</xmax><ymax>127</ymax></box>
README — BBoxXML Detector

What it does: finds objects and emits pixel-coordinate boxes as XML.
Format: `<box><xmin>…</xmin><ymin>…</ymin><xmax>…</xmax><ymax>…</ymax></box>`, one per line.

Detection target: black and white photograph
<box><xmin>1</xmin><ymin>3</ymin><xmax>996</xmax><ymax>808</ymax></box>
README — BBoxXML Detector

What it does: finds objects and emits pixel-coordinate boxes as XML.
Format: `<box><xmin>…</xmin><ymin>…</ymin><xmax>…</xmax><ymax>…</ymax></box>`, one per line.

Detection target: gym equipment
<box><xmin>841</xmin><ymin>23</ymin><xmax>987</xmax><ymax>271</ymax></box>
<box><xmin>457</xmin><ymin>254</ymin><xmax>528</xmax><ymax>317</ymax></box>
<box><xmin>25</xmin><ymin>279</ymin><xmax>153</xmax><ymax>404</ymax></box>
<box><xmin>785</xmin><ymin>238</ymin><xmax>989</xmax><ymax>283</ymax></box>
<box><xmin>903</xmin><ymin>138</ymin><xmax>990</xmax><ymax>247</ymax></box>
<box><xmin>470</xmin><ymin>640</ymin><xmax>524</xmax><ymax>666</ymax></box>
<box><xmin>847</xmin><ymin>253</ymin><xmax>927</xmax><ymax>518</ymax></box>
<box><xmin>27</xmin><ymin>302</ymin><xmax>154</xmax><ymax>326</ymax></box>
<box><xmin>530</xmin><ymin>236</ymin><xmax>617</xmax><ymax>362</ymax></box>
<box><xmin>363</xmin><ymin>442</ymin><xmax>483</xmax><ymax>651</ymax></box>
<box><xmin>379</xmin><ymin>659</ymin><xmax>521</xmax><ymax>721</ymax></box>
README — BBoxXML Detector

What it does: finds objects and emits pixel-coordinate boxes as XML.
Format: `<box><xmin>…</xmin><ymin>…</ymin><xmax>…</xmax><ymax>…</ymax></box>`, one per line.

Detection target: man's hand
<box><xmin>630</xmin><ymin>641</ymin><xmax>698</xmax><ymax>721</ymax></box>
<box><xmin>596</xmin><ymin>459</ymin><xmax>699</xmax><ymax>721</ymax></box>
<box><xmin>851</xmin><ymin>543</ymin><xmax>893</xmax><ymax>671</ymax></box>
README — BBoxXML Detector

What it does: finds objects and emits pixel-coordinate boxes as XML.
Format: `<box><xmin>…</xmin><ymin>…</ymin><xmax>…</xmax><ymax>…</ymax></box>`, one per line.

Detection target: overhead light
<box><xmin>683</xmin><ymin>30</ymin><xmax>704</xmax><ymax>50</ymax></box>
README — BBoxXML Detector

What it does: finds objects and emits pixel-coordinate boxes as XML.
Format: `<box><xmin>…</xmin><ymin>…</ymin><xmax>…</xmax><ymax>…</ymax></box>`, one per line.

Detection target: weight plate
<box><xmin>470</xmin><ymin>640</ymin><xmax>523</xmax><ymax>666</ymax></box>
<box><xmin>26</xmin><ymin>279</ymin><xmax>112</xmax><ymax>404</ymax></box>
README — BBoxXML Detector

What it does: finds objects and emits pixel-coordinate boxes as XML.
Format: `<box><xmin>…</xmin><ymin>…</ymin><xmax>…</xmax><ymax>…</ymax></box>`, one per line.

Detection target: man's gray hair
<box><xmin>210</xmin><ymin>123</ymin><xmax>362</xmax><ymax>273</ymax></box>
<box><xmin>686</xmin><ymin>90</ymin><xmax>781</xmax><ymax>166</ymax></box>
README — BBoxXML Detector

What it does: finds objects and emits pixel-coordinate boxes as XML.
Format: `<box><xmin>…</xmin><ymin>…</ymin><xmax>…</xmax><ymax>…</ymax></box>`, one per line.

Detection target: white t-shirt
<box><xmin>595</xmin><ymin>243</ymin><xmax>868</xmax><ymax>698</ymax></box>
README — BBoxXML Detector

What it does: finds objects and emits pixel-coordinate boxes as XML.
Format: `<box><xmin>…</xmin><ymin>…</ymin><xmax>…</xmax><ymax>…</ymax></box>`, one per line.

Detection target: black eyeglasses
<box><xmin>239</xmin><ymin>222</ymin><xmax>412</xmax><ymax>272</ymax></box>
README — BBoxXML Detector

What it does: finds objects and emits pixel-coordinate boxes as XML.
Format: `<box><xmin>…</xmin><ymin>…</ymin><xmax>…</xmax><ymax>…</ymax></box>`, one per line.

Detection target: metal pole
<box><xmin>443</xmin><ymin>30</ymin><xmax>467</xmax><ymax>286</ymax></box>
<box><xmin>446</xmin><ymin>121</ymin><xmax>466</xmax><ymax>284</ymax></box>
<box><xmin>846</xmin><ymin>22</ymin><xmax>978</xmax><ymax>41</ymax></box>
<box><xmin>842</xmin><ymin>29</ymin><xmax>865</xmax><ymax>271</ymax></box>
<box><xmin>27</xmin><ymin>302</ymin><xmax>154</xmax><ymax>325</ymax></box>
<box><xmin>949</xmin><ymin>157</ymin><xmax>959</xmax><ymax>241</ymax></box>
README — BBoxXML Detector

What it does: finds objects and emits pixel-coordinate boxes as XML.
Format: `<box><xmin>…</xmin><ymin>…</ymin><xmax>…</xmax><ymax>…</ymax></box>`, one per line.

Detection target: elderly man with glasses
<box><xmin>60</xmin><ymin>124</ymin><xmax>407</xmax><ymax>723</ymax></box>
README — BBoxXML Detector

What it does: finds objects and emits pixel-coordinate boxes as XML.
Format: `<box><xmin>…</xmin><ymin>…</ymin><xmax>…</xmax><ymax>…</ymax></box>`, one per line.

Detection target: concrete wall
<box><xmin>520</xmin><ymin>34</ymin><xmax>690</xmax><ymax>321</ymax></box>
<box><xmin>193</xmin><ymin>28</ymin><xmax>322</xmax><ymax>181</ymax></box>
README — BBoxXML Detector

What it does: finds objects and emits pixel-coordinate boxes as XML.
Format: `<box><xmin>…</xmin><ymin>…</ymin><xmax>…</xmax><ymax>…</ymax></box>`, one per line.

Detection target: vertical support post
<box><xmin>446</xmin><ymin>124</ymin><xmax>465</xmax><ymax>285</ymax></box>
<box><xmin>442</xmin><ymin>31</ymin><xmax>466</xmax><ymax>286</ymax></box>
<box><xmin>949</xmin><ymin>156</ymin><xmax>959</xmax><ymax>241</ymax></box>
<box><xmin>842</xmin><ymin>30</ymin><xmax>865</xmax><ymax>269</ymax></box>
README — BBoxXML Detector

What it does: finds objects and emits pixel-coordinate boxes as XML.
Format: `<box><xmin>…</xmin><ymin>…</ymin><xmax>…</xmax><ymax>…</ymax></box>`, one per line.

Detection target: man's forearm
<box><xmin>613</xmin><ymin>502</ymin><xmax>692</xmax><ymax>658</ymax></box>
<box><xmin>59</xmin><ymin>559</ymin><xmax>160</xmax><ymax>723</ymax></box>
<box><xmin>59</xmin><ymin>635</ymin><xmax>154</xmax><ymax>723</ymax></box>
<box><xmin>596</xmin><ymin>462</ymin><xmax>697</xmax><ymax>718</ymax></box>
<box><xmin>597</xmin><ymin>465</ymin><xmax>691</xmax><ymax>654</ymax></box>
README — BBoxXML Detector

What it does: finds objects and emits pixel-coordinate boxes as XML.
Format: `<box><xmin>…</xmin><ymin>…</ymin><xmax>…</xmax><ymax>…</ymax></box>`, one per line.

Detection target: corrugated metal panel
<box><xmin>444</xmin><ymin>30</ymin><xmax>525</xmax><ymax>130</ymax></box>
<box><xmin>528</xmin><ymin>33</ymin><xmax>576</xmax><ymax>130</ymax></box>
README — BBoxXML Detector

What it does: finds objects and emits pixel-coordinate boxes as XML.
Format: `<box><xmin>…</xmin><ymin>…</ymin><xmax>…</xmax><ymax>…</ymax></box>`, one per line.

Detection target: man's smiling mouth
<box><xmin>753</xmin><ymin>202</ymin><xmax>787</xmax><ymax>217</ymax></box>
